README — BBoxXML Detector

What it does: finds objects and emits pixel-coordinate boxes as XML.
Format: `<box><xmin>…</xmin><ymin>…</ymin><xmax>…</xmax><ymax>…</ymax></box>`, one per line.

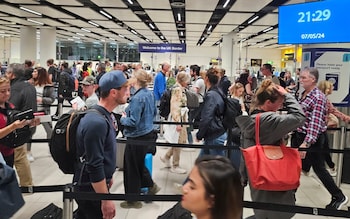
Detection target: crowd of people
<box><xmin>1</xmin><ymin>58</ymin><xmax>350</xmax><ymax>219</ymax></box>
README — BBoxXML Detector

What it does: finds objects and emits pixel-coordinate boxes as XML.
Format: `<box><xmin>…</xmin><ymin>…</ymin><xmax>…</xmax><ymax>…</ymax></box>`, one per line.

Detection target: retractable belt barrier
<box><xmin>26</xmin><ymin>120</ymin><xmax>350</xmax><ymax>218</ymax></box>
<box><xmin>19</xmin><ymin>184</ymin><xmax>350</xmax><ymax>218</ymax></box>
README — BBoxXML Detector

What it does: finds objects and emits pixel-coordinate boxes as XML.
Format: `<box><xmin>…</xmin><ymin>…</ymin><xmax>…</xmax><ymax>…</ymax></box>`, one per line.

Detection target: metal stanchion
<box><xmin>63</xmin><ymin>184</ymin><xmax>74</xmax><ymax>219</ymax></box>
<box><xmin>336</xmin><ymin>126</ymin><xmax>346</xmax><ymax>187</ymax></box>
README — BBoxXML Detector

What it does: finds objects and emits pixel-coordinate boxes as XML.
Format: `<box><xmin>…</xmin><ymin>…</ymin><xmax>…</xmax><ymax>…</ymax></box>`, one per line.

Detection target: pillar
<box><xmin>20</xmin><ymin>26</ymin><xmax>36</xmax><ymax>63</ymax></box>
<box><xmin>221</xmin><ymin>31</ymin><xmax>239</xmax><ymax>79</ymax></box>
<box><xmin>40</xmin><ymin>28</ymin><xmax>56</xmax><ymax>67</ymax></box>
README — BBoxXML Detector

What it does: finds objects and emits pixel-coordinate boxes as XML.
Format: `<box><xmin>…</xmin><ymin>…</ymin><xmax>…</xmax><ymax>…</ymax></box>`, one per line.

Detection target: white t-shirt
<box><xmin>193</xmin><ymin>77</ymin><xmax>205</xmax><ymax>103</ymax></box>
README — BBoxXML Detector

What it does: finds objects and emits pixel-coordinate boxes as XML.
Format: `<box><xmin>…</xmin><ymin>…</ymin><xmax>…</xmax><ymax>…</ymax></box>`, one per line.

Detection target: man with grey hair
<box><xmin>291</xmin><ymin>67</ymin><xmax>348</xmax><ymax>210</ymax></box>
<box><xmin>6</xmin><ymin>63</ymin><xmax>37</xmax><ymax>186</ymax></box>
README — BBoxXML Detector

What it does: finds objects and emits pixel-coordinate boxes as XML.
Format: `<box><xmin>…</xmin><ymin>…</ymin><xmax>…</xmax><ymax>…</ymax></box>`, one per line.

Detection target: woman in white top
<box><xmin>28</xmin><ymin>67</ymin><xmax>55</xmax><ymax>161</ymax></box>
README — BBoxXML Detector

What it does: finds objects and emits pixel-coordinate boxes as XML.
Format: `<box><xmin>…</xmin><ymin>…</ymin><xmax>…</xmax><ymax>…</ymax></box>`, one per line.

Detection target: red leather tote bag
<box><xmin>241</xmin><ymin>113</ymin><xmax>301</xmax><ymax>191</ymax></box>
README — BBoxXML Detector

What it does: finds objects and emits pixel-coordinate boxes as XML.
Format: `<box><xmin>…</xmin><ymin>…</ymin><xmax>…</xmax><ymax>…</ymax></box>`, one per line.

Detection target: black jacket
<box><xmin>196</xmin><ymin>86</ymin><xmax>226</xmax><ymax>140</ymax></box>
<box><xmin>9</xmin><ymin>77</ymin><xmax>37</xmax><ymax>112</ymax></box>
<box><xmin>219</xmin><ymin>75</ymin><xmax>231</xmax><ymax>96</ymax></box>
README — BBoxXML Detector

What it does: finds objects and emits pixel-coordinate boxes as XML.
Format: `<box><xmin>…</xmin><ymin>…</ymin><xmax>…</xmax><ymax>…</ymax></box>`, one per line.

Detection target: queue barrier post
<box><xmin>63</xmin><ymin>184</ymin><xmax>74</xmax><ymax>219</ymax></box>
<box><xmin>336</xmin><ymin>126</ymin><xmax>347</xmax><ymax>187</ymax></box>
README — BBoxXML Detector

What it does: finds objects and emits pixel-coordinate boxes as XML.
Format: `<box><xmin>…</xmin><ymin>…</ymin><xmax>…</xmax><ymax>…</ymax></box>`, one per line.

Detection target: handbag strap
<box><xmin>255</xmin><ymin>113</ymin><xmax>261</xmax><ymax>145</ymax></box>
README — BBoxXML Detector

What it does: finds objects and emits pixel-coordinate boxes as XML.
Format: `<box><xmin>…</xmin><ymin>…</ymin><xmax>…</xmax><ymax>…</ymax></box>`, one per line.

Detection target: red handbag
<box><xmin>241</xmin><ymin>113</ymin><xmax>301</xmax><ymax>191</ymax></box>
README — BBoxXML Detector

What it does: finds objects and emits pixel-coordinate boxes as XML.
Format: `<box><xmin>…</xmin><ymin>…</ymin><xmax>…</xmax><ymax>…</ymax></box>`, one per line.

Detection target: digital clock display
<box><xmin>278</xmin><ymin>0</ymin><xmax>349</xmax><ymax>44</ymax></box>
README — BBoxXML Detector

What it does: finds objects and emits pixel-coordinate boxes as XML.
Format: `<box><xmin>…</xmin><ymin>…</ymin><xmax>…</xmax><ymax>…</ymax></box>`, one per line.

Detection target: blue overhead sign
<box><xmin>138</xmin><ymin>43</ymin><xmax>186</xmax><ymax>53</ymax></box>
<box><xmin>278</xmin><ymin>0</ymin><xmax>350</xmax><ymax>44</ymax></box>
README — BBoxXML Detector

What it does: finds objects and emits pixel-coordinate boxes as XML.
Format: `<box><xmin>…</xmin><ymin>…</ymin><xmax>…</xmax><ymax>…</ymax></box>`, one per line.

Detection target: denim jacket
<box><xmin>121</xmin><ymin>87</ymin><xmax>156</xmax><ymax>137</ymax></box>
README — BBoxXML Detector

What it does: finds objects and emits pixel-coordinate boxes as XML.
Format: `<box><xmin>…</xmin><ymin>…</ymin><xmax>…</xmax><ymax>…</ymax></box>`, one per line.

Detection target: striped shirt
<box><xmin>297</xmin><ymin>87</ymin><xmax>327</xmax><ymax>144</ymax></box>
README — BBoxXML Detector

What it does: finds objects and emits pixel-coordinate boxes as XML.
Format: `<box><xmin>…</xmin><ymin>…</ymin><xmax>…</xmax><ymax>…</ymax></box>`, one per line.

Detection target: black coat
<box><xmin>9</xmin><ymin>78</ymin><xmax>37</xmax><ymax>112</ymax></box>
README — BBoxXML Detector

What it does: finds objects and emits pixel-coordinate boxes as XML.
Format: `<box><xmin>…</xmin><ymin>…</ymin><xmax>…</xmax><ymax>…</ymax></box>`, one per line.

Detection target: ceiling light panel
<box><xmin>138</xmin><ymin>0</ymin><xmax>170</xmax><ymax>9</ymax></box>
<box><xmin>122</xmin><ymin>21</ymin><xmax>149</xmax><ymax>30</ymax></box>
<box><xmin>31</xmin><ymin>18</ymin><xmax>67</xmax><ymax>27</ymax></box>
<box><xmin>252</xmin><ymin>14</ymin><xmax>278</xmax><ymax>26</ymax></box>
<box><xmin>1</xmin><ymin>5</ymin><xmax>41</xmax><ymax>17</ymax></box>
<box><xmin>186</xmin><ymin>12</ymin><xmax>211</xmax><ymax>23</ymax></box>
<box><xmin>186</xmin><ymin>0</ymin><xmax>217</xmax><ymax>10</ymax></box>
<box><xmin>146</xmin><ymin>10</ymin><xmax>174</xmax><ymax>23</ymax></box>
<box><xmin>46</xmin><ymin>0</ymin><xmax>83</xmax><ymax>6</ymax></box>
<box><xmin>91</xmin><ymin>0</ymin><xmax>128</xmax><ymax>8</ymax></box>
<box><xmin>62</xmin><ymin>7</ymin><xmax>106</xmax><ymax>20</ymax></box>
<box><xmin>20</xmin><ymin>6</ymin><xmax>42</xmax><ymax>16</ymax></box>
<box><xmin>60</xmin><ymin>19</ymin><xmax>94</xmax><ymax>27</ymax></box>
<box><xmin>230</xmin><ymin>0</ymin><xmax>271</xmax><ymax>12</ymax></box>
<box><xmin>105</xmin><ymin>9</ymin><xmax>140</xmax><ymax>21</ymax></box>
<box><xmin>22</xmin><ymin>6</ymin><xmax>75</xmax><ymax>19</ymax></box>
<box><xmin>220</xmin><ymin>12</ymin><xmax>252</xmax><ymax>25</ymax></box>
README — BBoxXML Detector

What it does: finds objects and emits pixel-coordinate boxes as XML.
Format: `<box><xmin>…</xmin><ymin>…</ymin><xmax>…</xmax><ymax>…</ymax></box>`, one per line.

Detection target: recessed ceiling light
<box><xmin>177</xmin><ymin>13</ymin><xmax>181</xmax><ymax>21</ymax></box>
<box><xmin>27</xmin><ymin>18</ymin><xmax>44</xmax><ymax>25</ymax></box>
<box><xmin>248</xmin><ymin>16</ymin><xmax>259</xmax><ymax>24</ymax></box>
<box><xmin>149</xmin><ymin>23</ymin><xmax>155</xmax><ymax>29</ymax></box>
<box><xmin>88</xmin><ymin>21</ymin><xmax>99</xmax><ymax>27</ymax></box>
<box><xmin>263</xmin><ymin>27</ymin><xmax>273</xmax><ymax>33</ymax></box>
<box><xmin>81</xmin><ymin>28</ymin><xmax>91</xmax><ymax>33</ymax></box>
<box><xmin>127</xmin><ymin>0</ymin><xmax>133</xmax><ymax>4</ymax></box>
<box><xmin>170</xmin><ymin>2</ymin><xmax>185</xmax><ymax>7</ymax></box>
<box><xmin>20</xmin><ymin>6</ymin><xmax>42</xmax><ymax>16</ymax></box>
<box><xmin>99</xmin><ymin>10</ymin><xmax>112</xmax><ymax>19</ymax></box>
<box><xmin>223</xmin><ymin>0</ymin><xmax>230</xmax><ymax>8</ymax></box>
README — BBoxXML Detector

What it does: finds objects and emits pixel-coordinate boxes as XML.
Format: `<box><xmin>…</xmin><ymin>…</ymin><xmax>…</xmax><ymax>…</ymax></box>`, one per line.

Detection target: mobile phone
<box><xmin>14</xmin><ymin>109</ymin><xmax>34</xmax><ymax>121</ymax></box>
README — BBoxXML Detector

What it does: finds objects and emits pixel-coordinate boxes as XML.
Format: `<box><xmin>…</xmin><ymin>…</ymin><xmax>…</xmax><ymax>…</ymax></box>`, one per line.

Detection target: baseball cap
<box><xmin>99</xmin><ymin>70</ymin><xmax>128</xmax><ymax>92</ymax></box>
<box><xmin>80</xmin><ymin>76</ymin><xmax>96</xmax><ymax>86</ymax></box>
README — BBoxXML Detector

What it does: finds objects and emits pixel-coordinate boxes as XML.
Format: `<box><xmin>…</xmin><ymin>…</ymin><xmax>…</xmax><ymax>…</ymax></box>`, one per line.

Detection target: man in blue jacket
<box><xmin>153</xmin><ymin>62</ymin><xmax>170</xmax><ymax>129</ymax></box>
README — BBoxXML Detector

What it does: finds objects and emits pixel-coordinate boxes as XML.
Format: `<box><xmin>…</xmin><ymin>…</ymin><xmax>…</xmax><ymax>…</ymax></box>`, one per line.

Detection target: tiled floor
<box><xmin>10</xmin><ymin>113</ymin><xmax>350</xmax><ymax>219</ymax></box>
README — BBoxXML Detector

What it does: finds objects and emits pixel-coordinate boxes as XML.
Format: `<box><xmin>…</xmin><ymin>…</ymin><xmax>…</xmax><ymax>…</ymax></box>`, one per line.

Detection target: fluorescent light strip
<box><xmin>109</xmin><ymin>38</ymin><xmax>115</xmax><ymax>41</ymax></box>
<box><xmin>81</xmin><ymin>28</ymin><xmax>91</xmax><ymax>33</ymax></box>
<box><xmin>72</xmin><ymin>36</ymin><xmax>80</xmax><ymax>39</ymax></box>
<box><xmin>160</xmin><ymin>36</ymin><xmax>164</xmax><ymax>39</ymax></box>
<box><xmin>248</xmin><ymin>16</ymin><xmax>259</xmax><ymax>24</ymax></box>
<box><xmin>149</xmin><ymin>23</ymin><xmax>155</xmax><ymax>29</ymax></box>
<box><xmin>128</xmin><ymin>0</ymin><xmax>133</xmax><ymax>4</ymax></box>
<box><xmin>27</xmin><ymin>19</ymin><xmax>44</xmax><ymax>25</ymax></box>
<box><xmin>119</xmin><ymin>34</ymin><xmax>125</xmax><ymax>38</ymax></box>
<box><xmin>177</xmin><ymin>13</ymin><xmax>181</xmax><ymax>21</ymax></box>
<box><xmin>76</xmin><ymin>33</ymin><xmax>84</xmax><ymax>37</ymax></box>
<box><xmin>180</xmin><ymin>31</ymin><xmax>183</xmax><ymax>36</ymax></box>
<box><xmin>263</xmin><ymin>27</ymin><xmax>273</xmax><ymax>33</ymax></box>
<box><xmin>208</xmin><ymin>25</ymin><xmax>212</xmax><ymax>32</ymax></box>
<box><xmin>99</xmin><ymin>10</ymin><xmax>112</xmax><ymax>19</ymax></box>
<box><xmin>88</xmin><ymin>21</ymin><xmax>99</xmax><ymax>27</ymax></box>
<box><xmin>131</xmin><ymin>30</ymin><xmax>137</xmax><ymax>35</ymax></box>
<box><xmin>20</xmin><ymin>6</ymin><xmax>42</xmax><ymax>16</ymax></box>
<box><xmin>273</xmin><ymin>36</ymin><xmax>278</xmax><ymax>39</ymax></box>
<box><xmin>223</xmin><ymin>0</ymin><xmax>230</xmax><ymax>8</ymax></box>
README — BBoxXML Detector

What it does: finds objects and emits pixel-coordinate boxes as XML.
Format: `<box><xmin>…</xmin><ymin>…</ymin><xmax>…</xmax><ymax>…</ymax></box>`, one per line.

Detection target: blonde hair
<box><xmin>229</xmin><ymin>82</ymin><xmax>244</xmax><ymax>96</ymax></box>
<box><xmin>318</xmin><ymin>80</ymin><xmax>333</xmax><ymax>95</ymax></box>
<box><xmin>0</xmin><ymin>77</ymin><xmax>10</xmax><ymax>86</ymax></box>
<box><xmin>176</xmin><ymin>71</ymin><xmax>190</xmax><ymax>84</ymax></box>
<box><xmin>134</xmin><ymin>69</ymin><xmax>153</xmax><ymax>88</ymax></box>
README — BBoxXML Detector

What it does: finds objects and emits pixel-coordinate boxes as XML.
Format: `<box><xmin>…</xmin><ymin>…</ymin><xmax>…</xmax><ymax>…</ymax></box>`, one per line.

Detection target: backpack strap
<box><xmin>76</xmin><ymin>108</ymin><xmax>111</xmax><ymax>186</ymax></box>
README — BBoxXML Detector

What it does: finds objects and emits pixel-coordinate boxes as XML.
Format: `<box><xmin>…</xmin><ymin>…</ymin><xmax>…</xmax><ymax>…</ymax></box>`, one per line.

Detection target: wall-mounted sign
<box><xmin>278</xmin><ymin>0</ymin><xmax>350</xmax><ymax>44</ymax></box>
<box><xmin>138</xmin><ymin>43</ymin><xmax>186</xmax><ymax>53</ymax></box>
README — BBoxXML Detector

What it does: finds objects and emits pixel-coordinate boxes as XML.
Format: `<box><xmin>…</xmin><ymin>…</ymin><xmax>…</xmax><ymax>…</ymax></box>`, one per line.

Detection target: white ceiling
<box><xmin>0</xmin><ymin>0</ymin><xmax>309</xmax><ymax>49</ymax></box>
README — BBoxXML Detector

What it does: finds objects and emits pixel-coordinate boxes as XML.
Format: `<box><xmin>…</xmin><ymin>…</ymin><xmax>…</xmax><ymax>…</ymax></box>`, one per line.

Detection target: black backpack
<box><xmin>49</xmin><ymin>109</ymin><xmax>105</xmax><ymax>174</ymax></box>
<box><xmin>221</xmin><ymin>95</ymin><xmax>242</xmax><ymax>130</ymax></box>
<box><xmin>158</xmin><ymin>202</ymin><xmax>192</xmax><ymax>219</ymax></box>
<box><xmin>159</xmin><ymin>87</ymin><xmax>199</xmax><ymax>118</ymax></box>
<box><xmin>159</xmin><ymin>88</ymin><xmax>172</xmax><ymax>118</ymax></box>
<box><xmin>31</xmin><ymin>203</ymin><xmax>62</xmax><ymax>219</ymax></box>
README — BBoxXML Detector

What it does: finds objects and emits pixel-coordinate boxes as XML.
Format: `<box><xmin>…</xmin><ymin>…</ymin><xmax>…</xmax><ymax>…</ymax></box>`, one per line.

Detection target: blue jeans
<box><xmin>199</xmin><ymin>132</ymin><xmax>227</xmax><ymax>157</ymax></box>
